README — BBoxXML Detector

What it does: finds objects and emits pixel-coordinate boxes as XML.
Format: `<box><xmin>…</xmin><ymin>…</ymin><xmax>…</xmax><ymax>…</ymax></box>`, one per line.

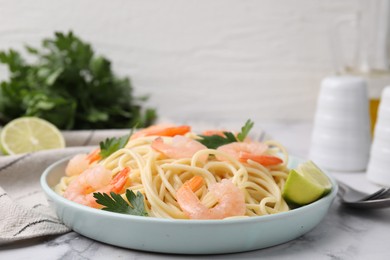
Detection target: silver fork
<box><xmin>337</xmin><ymin>181</ymin><xmax>390</xmax><ymax>209</ymax></box>
<box><xmin>366</xmin><ymin>187</ymin><xmax>390</xmax><ymax>200</ymax></box>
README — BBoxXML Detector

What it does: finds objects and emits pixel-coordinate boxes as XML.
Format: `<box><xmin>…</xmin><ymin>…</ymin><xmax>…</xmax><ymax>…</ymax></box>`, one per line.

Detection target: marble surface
<box><xmin>1</xmin><ymin>121</ymin><xmax>390</xmax><ymax>260</ymax></box>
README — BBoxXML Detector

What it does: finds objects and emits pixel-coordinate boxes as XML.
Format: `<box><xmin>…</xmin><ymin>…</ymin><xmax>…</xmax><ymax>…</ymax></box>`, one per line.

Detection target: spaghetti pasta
<box><xmin>55</xmin><ymin>125</ymin><xmax>291</xmax><ymax>219</ymax></box>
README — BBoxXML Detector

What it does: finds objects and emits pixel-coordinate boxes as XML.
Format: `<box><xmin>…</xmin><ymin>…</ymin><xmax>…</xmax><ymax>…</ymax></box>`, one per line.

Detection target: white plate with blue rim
<box><xmin>40</xmin><ymin>156</ymin><xmax>338</xmax><ymax>254</ymax></box>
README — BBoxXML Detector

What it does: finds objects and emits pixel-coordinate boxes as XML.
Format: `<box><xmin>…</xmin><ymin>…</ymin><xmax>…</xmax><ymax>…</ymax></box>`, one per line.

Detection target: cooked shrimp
<box><xmin>65</xmin><ymin>149</ymin><xmax>102</xmax><ymax>176</ymax></box>
<box><xmin>131</xmin><ymin>124</ymin><xmax>191</xmax><ymax>140</ymax></box>
<box><xmin>63</xmin><ymin>166</ymin><xmax>130</xmax><ymax>208</ymax></box>
<box><xmin>65</xmin><ymin>154</ymin><xmax>90</xmax><ymax>176</ymax></box>
<box><xmin>151</xmin><ymin>136</ymin><xmax>207</xmax><ymax>160</ymax></box>
<box><xmin>176</xmin><ymin>176</ymin><xmax>246</xmax><ymax>219</ymax></box>
<box><xmin>217</xmin><ymin>142</ymin><xmax>283</xmax><ymax>166</ymax></box>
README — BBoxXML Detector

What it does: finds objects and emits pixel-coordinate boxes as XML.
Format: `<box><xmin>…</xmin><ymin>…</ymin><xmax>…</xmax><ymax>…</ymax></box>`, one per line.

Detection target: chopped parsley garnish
<box><xmin>199</xmin><ymin>119</ymin><xmax>254</xmax><ymax>149</ymax></box>
<box><xmin>198</xmin><ymin>132</ymin><xmax>237</xmax><ymax>149</ymax></box>
<box><xmin>93</xmin><ymin>190</ymin><xmax>148</xmax><ymax>216</ymax></box>
<box><xmin>99</xmin><ymin>132</ymin><xmax>131</xmax><ymax>159</ymax></box>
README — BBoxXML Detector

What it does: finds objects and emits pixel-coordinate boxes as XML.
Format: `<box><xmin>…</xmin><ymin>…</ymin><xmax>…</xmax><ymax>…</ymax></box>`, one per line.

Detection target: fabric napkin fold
<box><xmin>0</xmin><ymin>129</ymin><xmax>129</xmax><ymax>245</ymax></box>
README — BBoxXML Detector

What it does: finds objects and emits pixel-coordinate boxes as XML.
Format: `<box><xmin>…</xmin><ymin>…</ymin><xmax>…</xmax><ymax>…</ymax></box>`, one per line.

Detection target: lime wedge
<box><xmin>0</xmin><ymin>117</ymin><xmax>65</xmax><ymax>155</ymax></box>
<box><xmin>282</xmin><ymin>161</ymin><xmax>332</xmax><ymax>206</ymax></box>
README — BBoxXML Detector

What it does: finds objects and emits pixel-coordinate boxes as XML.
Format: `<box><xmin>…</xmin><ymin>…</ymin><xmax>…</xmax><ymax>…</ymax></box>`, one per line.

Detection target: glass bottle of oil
<box><xmin>345</xmin><ymin>69</ymin><xmax>390</xmax><ymax>135</ymax></box>
<box><xmin>331</xmin><ymin>0</ymin><xmax>390</xmax><ymax>135</ymax></box>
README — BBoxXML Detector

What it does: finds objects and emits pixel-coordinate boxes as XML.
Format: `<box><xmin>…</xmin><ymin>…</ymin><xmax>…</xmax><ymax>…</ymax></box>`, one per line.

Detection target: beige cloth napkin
<box><xmin>0</xmin><ymin>129</ymin><xmax>129</xmax><ymax>245</ymax></box>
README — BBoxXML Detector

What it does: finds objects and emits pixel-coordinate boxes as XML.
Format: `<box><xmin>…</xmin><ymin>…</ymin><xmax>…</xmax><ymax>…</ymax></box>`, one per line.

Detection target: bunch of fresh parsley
<box><xmin>0</xmin><ymin>31</ymin><xmax>156</xmax><ymax>129</ymax></box>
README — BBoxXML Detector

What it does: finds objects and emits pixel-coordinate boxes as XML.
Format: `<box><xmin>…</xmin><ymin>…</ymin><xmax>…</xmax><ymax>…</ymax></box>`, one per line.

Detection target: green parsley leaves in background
<box><xmin>0</xmin><ymin>31</ymin><xmax>156</xmax><ymax>129</ymax></box>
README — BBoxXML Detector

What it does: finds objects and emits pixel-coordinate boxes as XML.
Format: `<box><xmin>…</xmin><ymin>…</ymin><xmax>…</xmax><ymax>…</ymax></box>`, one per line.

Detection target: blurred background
<box><xmin>0</xmin><ymin>0</ymin><xmax>388</xmax><ymax>125</ymax></box>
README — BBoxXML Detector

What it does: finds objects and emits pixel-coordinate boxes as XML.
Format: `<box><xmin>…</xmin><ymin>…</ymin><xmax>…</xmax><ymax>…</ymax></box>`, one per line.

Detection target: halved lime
<box><xmin>0</xmin><ymin>117</ymin><xmax>65</xmax><ymax>155</ymax></box>
<box><xmin>282</xmin><ymin>161</ymin><xmax>332</xmax><ymax>206</ymax></box>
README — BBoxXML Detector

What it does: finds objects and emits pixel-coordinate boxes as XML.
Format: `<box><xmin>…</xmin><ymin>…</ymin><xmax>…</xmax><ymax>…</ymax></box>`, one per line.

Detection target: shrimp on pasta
<box><xmin>63</xmin><ymin>166</ymin><xmax>129</xmax><ymax>208</ymax></box>
<box><xmin>176</xmin><ymin>176</ymin><xmax>246</xmax><ymax>219</ymax></box>
<box><xmin>55</xmin><ymin>121</ymin><xmax>290</xmax><ymax>219</ymax></box>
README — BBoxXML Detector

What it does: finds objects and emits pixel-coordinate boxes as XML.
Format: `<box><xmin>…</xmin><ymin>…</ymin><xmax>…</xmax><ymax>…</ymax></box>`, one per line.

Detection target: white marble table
<box><xmin>1</xmin><ymin>121</ymin><xmax>389</xmax><ymax>260</ymax></box>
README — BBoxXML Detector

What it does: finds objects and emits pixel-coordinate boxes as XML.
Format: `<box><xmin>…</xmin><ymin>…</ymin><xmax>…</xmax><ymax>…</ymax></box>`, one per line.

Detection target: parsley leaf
<box><xmin>198</xmin><ymin>119</ymin><xmax>254</xmax><ymax>149</ymax></box>
<box><xmin>237</xmin><ymin>119</ymin><xmax>254</xmax><ymax>141</ymax></box>
<box><xmin>99</xmin><ymin>133</ymin><xmax>131</xmax><ymax>159</ymax></box>
<box><xmin>93</xmin><ymin>190</ymin><xmax>148</xmax><ymax>216</ymax></box>
<box><xmin>198</xmin><ymin>131</ymin><xmax>237</xmax><ymax>149</ymax></box>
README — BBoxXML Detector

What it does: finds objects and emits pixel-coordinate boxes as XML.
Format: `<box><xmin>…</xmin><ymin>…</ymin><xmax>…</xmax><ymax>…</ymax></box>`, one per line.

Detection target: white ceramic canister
<box><xmin>309</xmin><ymin>76</ymin><xmax>371</xmax><ymax>171</ymax></box>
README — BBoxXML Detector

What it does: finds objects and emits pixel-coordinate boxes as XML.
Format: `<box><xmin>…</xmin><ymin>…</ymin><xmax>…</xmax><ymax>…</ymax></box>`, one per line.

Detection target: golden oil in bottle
<box><xmin>370</xmin><ymin>98</ymin><xmax>380</xmax><ymax>135</ymax></box>
<box><xmin>345</xmin><ymin>68</ymin><xmax>390</xmax><ymax>136</ymax></box>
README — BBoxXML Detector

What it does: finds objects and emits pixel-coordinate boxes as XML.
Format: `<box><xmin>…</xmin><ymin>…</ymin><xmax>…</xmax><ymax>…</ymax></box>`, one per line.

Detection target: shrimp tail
<box><xmin>239</xmin><ymin>152</ymin><xmax>283</xmax><ymax>166</ymax></box>
<box><xmin>176</xmin><ymin>176</ymin><xmax>206</xmax><ymax>219</ymax></box>
<box><xmin>185</xmin><ymin>176</ymin><xmax>204</xmax><ymax>191</ymax></box>
<box><xmin>157</xmin><ymin>125</ymin><xmax>191</xmax><ymax>137</ymax></box>
<box><xmin>111</xmin><ymin>167</ymin><xmax>130</xmax><ymax>193</ymax></box>
<box><xmin>131</xmin><ymin>124</ymin><xmax>191</xmax><ymax>140</ymax></box>
<box><xmin>86</xmin><ymin>148</ymin><xmax>102</xmax><ymax>164</ymax></box>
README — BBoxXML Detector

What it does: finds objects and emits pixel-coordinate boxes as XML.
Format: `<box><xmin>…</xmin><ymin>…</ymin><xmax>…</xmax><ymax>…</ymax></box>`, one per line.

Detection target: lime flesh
<box><xmin>0</xmin><ymin>117</ymin><xmax>65</xmax><ymax>155</ymax></box>
<box><xmin>282</xmin><ymin>161</ymin><xmax>332</xmax><ymax>206</ymax></box>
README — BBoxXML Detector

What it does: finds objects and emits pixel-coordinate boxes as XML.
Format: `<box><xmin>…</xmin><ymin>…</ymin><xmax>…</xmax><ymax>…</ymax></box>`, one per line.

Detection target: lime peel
<box><xmin>282</xmin><ymin>161</ymin><xmax>332</xmax><ymax>206</ymax></box>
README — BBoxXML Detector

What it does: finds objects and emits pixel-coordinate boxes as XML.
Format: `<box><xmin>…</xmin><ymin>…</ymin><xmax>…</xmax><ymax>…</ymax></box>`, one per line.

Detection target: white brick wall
<box><xmin>0</xmin><ymin>0</ymin><xmax>359</xmax><ymax>124</ymax></box>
